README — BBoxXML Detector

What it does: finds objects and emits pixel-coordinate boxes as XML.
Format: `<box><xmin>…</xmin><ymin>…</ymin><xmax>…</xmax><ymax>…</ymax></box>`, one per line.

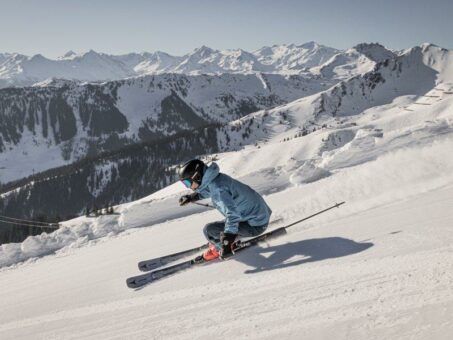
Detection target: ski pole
<box><xmin>231</xmin><ymin>201</ymin><xmax>346</xmax><ymax>254</ymax></box>
<box><xmin>191</xmin><ymin>201</ymin><xmax>215</xmax><ymax>209</ymax></box>
<box><xmin>192</xmin><ymin>201</ymin><xmax>345</xmax><ymax>221</ymax></box>
<box><xmin>283</xmin><ymin>201</ymin><xmax>346</xmax><ymax>230</ymax></box>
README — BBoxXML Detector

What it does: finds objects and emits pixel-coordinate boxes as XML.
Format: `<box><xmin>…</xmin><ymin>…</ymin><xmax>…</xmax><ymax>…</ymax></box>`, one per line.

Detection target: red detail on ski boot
<box><xmin>203</xmin><ymin>243</ymin><xmax>220</xmax><ymax>261</ymax></box>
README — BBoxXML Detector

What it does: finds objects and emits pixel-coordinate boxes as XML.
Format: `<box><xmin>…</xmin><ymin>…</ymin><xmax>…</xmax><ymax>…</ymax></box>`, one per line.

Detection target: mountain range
<box><xmin>0</xmin><ymin>42</ymin><xmax>394</xmax><ymax>88</ymax></box>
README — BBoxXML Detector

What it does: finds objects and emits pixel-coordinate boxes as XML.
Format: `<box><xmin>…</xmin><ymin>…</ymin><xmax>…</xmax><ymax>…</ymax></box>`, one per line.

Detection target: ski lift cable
<box><xmin>0</xmin><ymin>215</ymin><xmax>59</xmax><ymax>226</ymax></box>
<box><xmin>0</xmin><ymin>214</ymin><xmax>59</xmax><ymax>226</ymax></box>
<box><xmin>0</xmin><ymin>218</ymin><xmax>59</xmax><ymax>229</ymax></box>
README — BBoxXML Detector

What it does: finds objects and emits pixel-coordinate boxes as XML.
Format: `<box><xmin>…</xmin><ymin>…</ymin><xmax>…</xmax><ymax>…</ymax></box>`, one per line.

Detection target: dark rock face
<box><xmin>76</xmin><ymin>86</ymin><xmax>129</xmax><ymax>136</ymax></box>
<box><xmin>160</xmin><ymin>90</ymin><xmax>208</xmax><ymax>132</ymax></box>
<box><xmin>48</xmin><ymin>93</ymin><xmax>78</xmax><ymax>143</ymax></box>
<box><xmin>0</xmin><ymin>85</ymin><xmax>129</xmax><ymax>154</ymax></box>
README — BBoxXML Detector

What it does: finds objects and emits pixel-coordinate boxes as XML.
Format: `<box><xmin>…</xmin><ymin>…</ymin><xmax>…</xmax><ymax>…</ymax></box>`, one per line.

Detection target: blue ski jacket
<box><xmin>195</xmin><ymin>162</ymin><xmax>272</xmax><ymax>234</ymax></box>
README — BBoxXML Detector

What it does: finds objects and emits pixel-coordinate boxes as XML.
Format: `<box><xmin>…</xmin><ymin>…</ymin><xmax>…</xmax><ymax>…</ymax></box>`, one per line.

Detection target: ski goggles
<box><xmin>181</xmin><ymin>179</ymin><xmax>192</xmax><ymax>188</ymax></box>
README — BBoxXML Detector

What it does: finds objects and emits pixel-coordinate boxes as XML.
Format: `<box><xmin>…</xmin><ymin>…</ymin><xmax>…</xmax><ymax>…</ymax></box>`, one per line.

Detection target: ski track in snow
<box><xmin>0</xmin><ymin>184</ymin><xmax>452</xmax><ymax>339</ymax></box>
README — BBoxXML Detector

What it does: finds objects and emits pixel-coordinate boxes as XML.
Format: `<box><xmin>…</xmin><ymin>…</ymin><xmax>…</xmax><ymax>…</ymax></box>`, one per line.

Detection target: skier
<box><xmin>178</xmin><ymin>159</ymin><xmax>272</xmax><ymax>261</ymax></box>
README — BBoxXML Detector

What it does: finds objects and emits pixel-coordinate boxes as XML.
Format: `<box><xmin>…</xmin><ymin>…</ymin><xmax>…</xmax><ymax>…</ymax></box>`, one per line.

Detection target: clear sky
<box><xmin>0</xmin><ymin>0</ymin><xmax>451</xmax><ymax>58</ymax></box>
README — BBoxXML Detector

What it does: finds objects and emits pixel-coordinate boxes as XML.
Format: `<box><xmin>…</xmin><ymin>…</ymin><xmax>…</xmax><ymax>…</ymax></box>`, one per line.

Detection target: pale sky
<box><xmin>0</xmin><ymin>0</ymin><xmax>451</xmax><ymax>58</ymax></box>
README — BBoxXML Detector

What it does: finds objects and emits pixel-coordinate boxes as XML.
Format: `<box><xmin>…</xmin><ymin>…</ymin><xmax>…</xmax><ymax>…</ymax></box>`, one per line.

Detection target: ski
<box><xmin>126</xmin><ymin>202</ymin><xmax>345</xmax><ymax>289</ymax></box>
<box><xmin>138</xmin><ymin>243</ymin><xmax>208</xmax><ymax>272</ymax></box>
<box><xmin>126</xmin><ymin>225</ymin><xmax>288</xmax><ymax>289</ymax></box>
<box><xmin>137</xmin><ymin>217</ymin><xmax>284</xmax><ymax>272</ymax></box>
<box><xmin>127</xmin><ymin>256</ymin><xmax>208</xmax><ymax>289</ymax></box>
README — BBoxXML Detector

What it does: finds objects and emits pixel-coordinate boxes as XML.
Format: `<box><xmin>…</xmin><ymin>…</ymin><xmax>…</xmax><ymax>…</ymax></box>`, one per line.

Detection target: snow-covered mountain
<box><xmin>0</xmin><ymin>50</ymin><xmax>134</xmax><ymax>88</ymax></box>
<box><xmin>310</xmin><ymin>43</ymin><xmax>396</xmax><ymax>79</ymax></box>
<box><xmin>215</xmin><ymin>43</ymin><xmax>453</xmax><ymax>149</ymax></box>
<box><xmin>172</xmin><ymin>46</ymin><xmax>272</xmax><ymax>75</ymax></box>
<box><xmin>128</xmin><ymin>51</ymin><xmax>184</xmax><ymax>74</ymax></box>
<box><xmin>253</xmin><ymin>41</ymin><xmax>340</xmax><ymax>71</ymax></box>
<box><xmin>0</xmin><ymin>73</ymin><xmax>334</xmax><ymax>184</ymax></box>
<box><xmin>0</xmin><ymin>42</ymin><xmax>371</xmax><ymax>88</ymax></box>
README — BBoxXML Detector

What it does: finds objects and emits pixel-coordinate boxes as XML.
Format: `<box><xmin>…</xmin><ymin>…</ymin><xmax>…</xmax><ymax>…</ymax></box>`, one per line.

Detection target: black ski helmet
<box><xmin>179</xmin><ymin>159</ymin><xmax>206</xmax><ymax>184</ymax></box>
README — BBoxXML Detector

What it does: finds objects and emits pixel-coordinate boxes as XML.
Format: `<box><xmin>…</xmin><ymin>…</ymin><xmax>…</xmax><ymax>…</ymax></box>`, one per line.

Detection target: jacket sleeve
<box><xmin>217</xmin><ymin>188</ymin><xmax>241</xmax><ymax>234</ymax></box>
<box><xmin>195</xmin><ymin>187</ymin><xmax>211</xmax><ymax>200</ymax></box>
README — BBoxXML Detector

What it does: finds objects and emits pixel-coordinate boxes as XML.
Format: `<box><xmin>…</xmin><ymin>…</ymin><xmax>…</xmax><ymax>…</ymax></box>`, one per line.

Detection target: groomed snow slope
<box><xmin>1</xmin><ymin>132</ymin><xmax>453</xmax><ymax>339</ymax></box>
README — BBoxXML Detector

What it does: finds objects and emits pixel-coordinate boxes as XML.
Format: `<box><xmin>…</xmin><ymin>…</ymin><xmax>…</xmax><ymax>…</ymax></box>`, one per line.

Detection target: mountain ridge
<box><xmin>0</xmin><ymin>41</ymin><xmax>409</xmax><ymax>88</ymax></box>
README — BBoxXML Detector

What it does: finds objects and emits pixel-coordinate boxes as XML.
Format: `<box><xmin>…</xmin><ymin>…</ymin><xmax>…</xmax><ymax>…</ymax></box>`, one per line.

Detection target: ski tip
<box><xmin>126</xmin><ymin>279</ymin><xmax>137</xmax><ymax>289</ymax></box>
<box><xmin>126</xmin><ymin>275</ymin><xmax>152</xmax><ymax>289</ymax></box>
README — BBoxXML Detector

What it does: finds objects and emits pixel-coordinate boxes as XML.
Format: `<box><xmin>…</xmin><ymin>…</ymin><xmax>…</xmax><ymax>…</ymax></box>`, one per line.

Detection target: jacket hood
<box><xmin>197</xmin><ymin>162</ymin><xmax>220</xmax><ymax>191</ymax></box>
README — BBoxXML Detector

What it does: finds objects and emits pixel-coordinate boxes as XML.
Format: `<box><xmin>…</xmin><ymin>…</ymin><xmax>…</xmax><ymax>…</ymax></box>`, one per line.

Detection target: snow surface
<box><xmin>0</xmin><ymin>139</ymin><xmax>452</xmax><ymax>339</ymax></box>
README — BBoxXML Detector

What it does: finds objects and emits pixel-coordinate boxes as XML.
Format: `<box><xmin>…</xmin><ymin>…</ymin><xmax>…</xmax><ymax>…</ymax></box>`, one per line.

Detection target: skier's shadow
<box><xmin>234</xmin><ymin>237</ymin><xmax>374</xmax><ymax>274</ymax></box>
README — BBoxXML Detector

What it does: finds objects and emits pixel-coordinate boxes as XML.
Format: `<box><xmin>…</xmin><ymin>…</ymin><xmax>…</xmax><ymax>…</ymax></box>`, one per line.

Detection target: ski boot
<box><xmin>202</xmin><ymin>242</ymin><xmax>220</xmax><ymax>261</ymax></box>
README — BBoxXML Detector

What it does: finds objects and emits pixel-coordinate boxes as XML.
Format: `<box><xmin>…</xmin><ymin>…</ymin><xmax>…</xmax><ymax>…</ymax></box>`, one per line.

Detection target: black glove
<box><xmin>220</xmin><ymin>232</ymin><xmax>238</xmax><ymax>259</ymax></box>
<box><xmin>179</xmin><ymin>193</ymin><xmax>199</xmax><ymax>206</ymax></box>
